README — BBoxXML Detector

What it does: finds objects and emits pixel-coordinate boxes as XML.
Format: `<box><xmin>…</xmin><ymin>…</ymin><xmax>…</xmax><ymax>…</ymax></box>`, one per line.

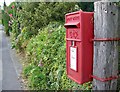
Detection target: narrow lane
<box><xmin>0</xmin><ymin>25</ymin><xmax>3</xmax><ymax>91</ymax></box>
<box><xmin>1</xmin><ymin>25</ymin><xmax>22</xmax><ymax>90</ymax></box>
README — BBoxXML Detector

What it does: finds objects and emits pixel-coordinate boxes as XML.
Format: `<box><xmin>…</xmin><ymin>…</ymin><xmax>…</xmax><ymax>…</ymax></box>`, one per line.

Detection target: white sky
<box><xmin>0</xmin><ymin>0</ymin><xmax>15</xmax><ymax>9</ymax></box>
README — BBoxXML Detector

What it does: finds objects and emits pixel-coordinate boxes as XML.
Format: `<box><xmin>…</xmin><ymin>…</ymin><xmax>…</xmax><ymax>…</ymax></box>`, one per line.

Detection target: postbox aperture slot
<box><xmin>64</xmin><ymin>22</ymin><xmax>80</xmax><ymax>28</ymax></box>
<box><xmin>66</xmin><ymin>25</ymin><xmax>77</xmax><ymax>28</ymax></box>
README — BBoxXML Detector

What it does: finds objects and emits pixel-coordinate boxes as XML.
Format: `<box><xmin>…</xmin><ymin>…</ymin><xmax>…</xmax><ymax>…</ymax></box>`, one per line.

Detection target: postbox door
<box><xmin>66</xmin><ymin>25</ymin><xmax>83</xmax><ymax>84</ymax></box>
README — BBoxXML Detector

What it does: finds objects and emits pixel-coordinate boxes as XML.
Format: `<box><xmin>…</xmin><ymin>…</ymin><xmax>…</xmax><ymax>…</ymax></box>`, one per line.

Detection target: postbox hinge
<box><xmin>91</xmin><ymin>75</ymin><xmax>120</xmax><ymax>82</ymax></box>
<box><xmin>91</xmin><ymin>38</ymin><xmax>120</xmax><ymax>42</ymax></box>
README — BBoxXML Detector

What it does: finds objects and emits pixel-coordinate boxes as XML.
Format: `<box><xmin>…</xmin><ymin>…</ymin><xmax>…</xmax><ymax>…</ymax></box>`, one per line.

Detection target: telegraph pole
<box><xmin>93</xmin><ymin>1</ymin><xmax>120</xmax><ymax>90</ymax></box>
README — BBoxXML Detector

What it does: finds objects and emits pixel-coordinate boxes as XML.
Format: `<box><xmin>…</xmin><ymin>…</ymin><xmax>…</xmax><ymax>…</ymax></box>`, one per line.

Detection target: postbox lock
<box><xmin>71</xmin><ymin>41</ymin><xmax>75</xmax><ymax>46</ymax></box>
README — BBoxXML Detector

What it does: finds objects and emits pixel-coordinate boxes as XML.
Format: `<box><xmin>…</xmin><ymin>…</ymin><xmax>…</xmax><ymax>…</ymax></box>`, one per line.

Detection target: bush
<box><xmin>11</xmin><ymin>2</ymin><xmax>79</xmax><ymax>51</ymax></box>
<box><xmin>23</xmin><ymin>22</ymin><xmax>92</xmax><ymax>90</ymax></box>
<box><xmin>2</xmin><ymin>10</ymin><xmax>10</xmax><ymax>36</ymax></box>
<box><xmin>9</xmin><ymin>2</ymin><xmax>94</xmax><ymax>90</ymax></box>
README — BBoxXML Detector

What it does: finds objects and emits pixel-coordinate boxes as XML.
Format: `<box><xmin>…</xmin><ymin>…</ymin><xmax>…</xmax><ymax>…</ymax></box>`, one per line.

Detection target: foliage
<box><xmin>10</xmin><ymin>2</ymin><xmax>80</xmax><ymax>51</ymax></box>
<box><xmin>2</xmin><ymin>2</ymin><xmax>16</xmax><ymax>36</ymax></box>
<box><xmin>18</xmin><ymin>2</ymin><xmax>78</xmax><ymax>37</ymax></box>
<box><xmin>11</xmin><ymin>27</ymin><xmax>30</xmax><ymax>52</ymax></box>
<box><xmin>10</xmin><ymin>2</ymin><xmax>94</xmax><ymax>51</ymax></box>
<box><xmin>23</xmin><ymin>23</ymin><xmax>92</xmax><ymax>90</ymax></box>
<box><xmin>8</xmin><ymin>2</ymin><xmax>94</xmax><ymax>90</ymax></box>
<box><xmin>17</xmin><ymin>2</ymin><xmax>40</xmax><ymax>36</ymax></box>
<box><xmin>78</xmin><ymin>2</ymin><xmax>94</xmax><ymax>12</ymax></box>
<box><xmin>116</xmin><ymin>2</ymin><xmax>120</xmax><ymax>7</ymax></box>
<box><xmin>2</xmin><ymin>10</ymin><xmax>10</xmax><ymax>36</ymax></box>
<box><xmin>2</xmin><ymin>1</ymin><xmax>10</xmax><ymax>36</ymax></box>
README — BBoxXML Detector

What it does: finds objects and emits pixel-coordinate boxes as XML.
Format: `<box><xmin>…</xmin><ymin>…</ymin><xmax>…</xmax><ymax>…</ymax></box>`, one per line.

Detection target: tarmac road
<box><xmin>0</xmin><ymin>25</ymin><xmax>2</xmax><ymax>91</ymax></box>
<box><xmin>0</xmin><ymin>25</ymin><xmax>22</xmax><ymax>90</ymax></box>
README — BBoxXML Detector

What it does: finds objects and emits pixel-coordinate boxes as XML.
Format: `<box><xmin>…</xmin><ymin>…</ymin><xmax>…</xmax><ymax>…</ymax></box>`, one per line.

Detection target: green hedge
<box><xmin>9</xmin><ymin>2</ymin><xmax>95</xmax><ymax>90</ymax></box>
<box><xmin>23</xmin><ymin>22</ymin><xmax>92</xmax><ymax>90</ymax></box>
<box><xmin>2</xmin><ymin>10</ymin><xmax>10</xmax><ymax>36</ymax></box>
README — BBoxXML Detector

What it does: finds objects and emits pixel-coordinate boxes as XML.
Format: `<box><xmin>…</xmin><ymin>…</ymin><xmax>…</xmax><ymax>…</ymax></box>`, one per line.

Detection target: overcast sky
<box><xmin>0</xmin><ymin>0</ymin><xmax>15</xmax><ymax>9</ymax></box>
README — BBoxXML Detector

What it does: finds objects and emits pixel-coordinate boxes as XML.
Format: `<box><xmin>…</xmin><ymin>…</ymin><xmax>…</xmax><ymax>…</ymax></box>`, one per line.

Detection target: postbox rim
<box><xmin>64</xmin><ymin>22</ymin><xmax>80</xmax><ymax>28</ymax></box>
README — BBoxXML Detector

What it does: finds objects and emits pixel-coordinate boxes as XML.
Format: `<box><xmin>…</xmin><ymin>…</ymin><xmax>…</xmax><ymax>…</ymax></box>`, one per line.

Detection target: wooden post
<box><xmin>93</xmin><ymin>1</ymin><xmax>120</xmax><ymax>90</ymax></box>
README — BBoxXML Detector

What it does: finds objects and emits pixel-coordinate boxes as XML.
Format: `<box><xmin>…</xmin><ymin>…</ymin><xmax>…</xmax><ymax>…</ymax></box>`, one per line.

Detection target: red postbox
<box><xmin>64</xmin><ymin>10</ymin><xmax>94</xmax><ymax>84</ymax></box>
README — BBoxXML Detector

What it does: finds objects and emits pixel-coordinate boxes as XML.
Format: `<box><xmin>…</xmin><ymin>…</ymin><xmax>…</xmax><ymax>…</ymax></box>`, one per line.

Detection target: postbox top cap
<box><xmin>65</xmin><ymin>10</ymin><xmax>94</xmax><ymax>16</ymax></box>
<box><xmin>65</xmin><ymin>10</ymin><xmax>83</xmax><ymax>16</ymax></box>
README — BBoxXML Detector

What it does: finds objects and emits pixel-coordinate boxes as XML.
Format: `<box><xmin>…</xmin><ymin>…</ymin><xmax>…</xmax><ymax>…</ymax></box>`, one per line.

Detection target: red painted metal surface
<box><xmin>91</xmin><ymin>75</ymin><xmax>119</xmax><ymax>82</ymax></box>
<box><xmin>66</xmin><ymin>38</ymin><xmax>81</xmax><ymax>42</ymax></box>
<box><xmin>64</xmin><ymin>10</ymin><xmax>94</xmax><ymax>84</ymax></box>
